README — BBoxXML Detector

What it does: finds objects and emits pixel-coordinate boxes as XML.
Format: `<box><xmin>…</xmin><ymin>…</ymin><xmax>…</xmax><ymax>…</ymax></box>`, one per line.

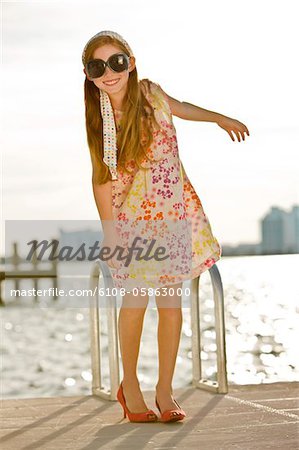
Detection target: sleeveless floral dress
<box><xmin>109</xmin><ymin>78</ymin><xmax>221</xmax><ymax>291</ymax></box>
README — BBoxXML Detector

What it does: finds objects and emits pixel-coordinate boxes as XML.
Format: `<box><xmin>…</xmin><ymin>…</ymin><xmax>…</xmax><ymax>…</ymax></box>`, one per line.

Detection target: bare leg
<box><xmin>155</xmin><ymin>282</ymin><xmax>183</xmax><ymax>412</ymax></box>
<box><xmin>118</xmin><ymin>290</ymin><xmax>151</xmax><ymax>413</ymax></box>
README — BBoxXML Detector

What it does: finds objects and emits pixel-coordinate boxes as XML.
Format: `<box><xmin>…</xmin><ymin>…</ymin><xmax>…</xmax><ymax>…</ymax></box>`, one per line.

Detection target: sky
<box><xmin>2</xmin><ymin>0</ymin><xmax>299</xmax><ymax>254</ymax></box>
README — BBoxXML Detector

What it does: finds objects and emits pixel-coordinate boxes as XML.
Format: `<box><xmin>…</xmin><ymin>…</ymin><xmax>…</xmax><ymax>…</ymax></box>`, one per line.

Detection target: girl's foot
<box><xmin>122</xmin><ymin>378</ymin><xmax>152</xmax><ymax>413</ymax></box>
<box><xmin>155</xmin><ymin>384</ymin><xmax>179</xmax><ymax>413</ymax></box>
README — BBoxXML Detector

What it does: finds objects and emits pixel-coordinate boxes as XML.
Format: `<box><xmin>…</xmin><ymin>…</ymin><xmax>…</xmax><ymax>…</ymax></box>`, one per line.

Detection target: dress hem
<box><xmin>110</xmin><ymin>249</ymin><xmax>222</xmax><ymax>290</ymax></box>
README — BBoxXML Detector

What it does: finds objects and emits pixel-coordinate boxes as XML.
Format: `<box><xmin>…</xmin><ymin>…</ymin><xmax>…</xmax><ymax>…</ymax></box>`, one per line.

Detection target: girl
<box><xmin>82</xmin><ymin>30</ymin><xmax>249</xmax><ymax>423</ymax></box>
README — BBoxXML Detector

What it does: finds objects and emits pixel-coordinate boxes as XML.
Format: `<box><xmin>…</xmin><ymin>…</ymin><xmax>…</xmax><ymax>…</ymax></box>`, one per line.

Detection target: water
<box><xmin>1</xmin><ymin>254</ymin><xmax>299</xmax><ymax>399</ymax></box>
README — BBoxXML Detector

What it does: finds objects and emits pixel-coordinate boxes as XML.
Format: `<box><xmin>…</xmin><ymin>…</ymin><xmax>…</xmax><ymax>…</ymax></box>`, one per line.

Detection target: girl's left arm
<box><xmin>161</xmin><ymin>90</ymin><xmax>250</xmax><ymax>142</ymax></box>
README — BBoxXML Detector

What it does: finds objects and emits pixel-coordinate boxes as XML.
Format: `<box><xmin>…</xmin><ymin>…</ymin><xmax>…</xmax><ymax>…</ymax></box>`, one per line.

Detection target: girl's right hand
<box><xmin>100</xmin><ymin>237</ymin><xmax>122</xmax><ymax>270</ymax></box>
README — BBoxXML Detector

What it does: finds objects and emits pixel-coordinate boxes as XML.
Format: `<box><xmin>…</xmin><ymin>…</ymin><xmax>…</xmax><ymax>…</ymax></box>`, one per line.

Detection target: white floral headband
<box><xmin>82</xmin><ymin>31</ymin><xmax>134</xmax><ymax>180</ymax></box>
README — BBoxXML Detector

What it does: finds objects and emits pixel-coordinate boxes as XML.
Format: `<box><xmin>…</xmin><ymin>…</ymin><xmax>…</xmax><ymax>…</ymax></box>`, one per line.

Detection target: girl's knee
<box><xmin>121</xmin><ymin>291</ymin><xmax>149</xmax><ymax>309</ymax></box>
<box><xmin>155</xmin><ymin>282</ymin><xmax>182</xmax><ymax>309</ymax></box>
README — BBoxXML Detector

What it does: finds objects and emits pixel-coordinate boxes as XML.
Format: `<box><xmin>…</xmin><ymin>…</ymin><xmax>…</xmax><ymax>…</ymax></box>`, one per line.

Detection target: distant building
<box><xmin>261</xmin><ymin>205</ymin><xmax>299</xmax><ymax>254</ymax></box>
<box><xmin>59</xmin><ymin>228</ymin><xmax>103</xmax><ymax>261</ymax></box>
<box><xmin>221</xmin><ymin>205</ymin><xmax>299</xmax><ymax>256</ymax></box>
<box><xmin>285</xmin><ymin>205</ymin><xmax>299</xmax><ymax>252</ymax></box>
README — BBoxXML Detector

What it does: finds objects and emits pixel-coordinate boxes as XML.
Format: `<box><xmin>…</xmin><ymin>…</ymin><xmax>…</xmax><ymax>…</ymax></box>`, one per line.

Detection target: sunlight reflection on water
<box><xmin>2</xmin><ymin>254</ymin><xmax>299</xmax><ymax>398</ymax></box>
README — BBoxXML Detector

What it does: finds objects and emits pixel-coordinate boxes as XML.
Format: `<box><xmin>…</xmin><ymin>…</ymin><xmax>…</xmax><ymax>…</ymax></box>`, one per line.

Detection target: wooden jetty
<box><xmin>1</xmin><ymin>382</ymin><xmax>298</xmax><ymax>449</ymax></box>
<box><xmin>0</xmin><ymin>241</ymin><xmax>58</xmax><ymax>305</ymax></box>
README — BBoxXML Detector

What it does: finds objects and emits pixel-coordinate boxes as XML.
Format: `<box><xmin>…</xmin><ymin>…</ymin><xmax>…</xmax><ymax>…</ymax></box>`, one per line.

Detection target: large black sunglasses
<box><xmin>85</xmin><ymin>52</ymin><xmax>130</xmax><ymax>79</ymax></box>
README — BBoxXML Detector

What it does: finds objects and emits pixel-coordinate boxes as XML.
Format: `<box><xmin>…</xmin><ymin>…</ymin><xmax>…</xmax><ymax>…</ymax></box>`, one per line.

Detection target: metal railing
<box><xmin>190</xmin><ymin>264</ymin><xmax>228</xmax><ymax>394</ymax></box>
<box><xmin>89</xmin><ymin>259</ymin><xmax>228</xmax><ymax>400</ymax></box>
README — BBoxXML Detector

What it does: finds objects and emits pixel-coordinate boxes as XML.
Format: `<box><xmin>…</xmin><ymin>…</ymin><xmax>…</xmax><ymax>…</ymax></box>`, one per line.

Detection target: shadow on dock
<box><xmin>1</xmin><ymin>382</ymin><xmax>298</xmax><ymax>449</ymax></box>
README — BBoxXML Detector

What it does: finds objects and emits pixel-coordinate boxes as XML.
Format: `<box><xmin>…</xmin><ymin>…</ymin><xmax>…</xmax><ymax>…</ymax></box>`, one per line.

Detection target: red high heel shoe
<box><xmin>117</xmin><ymin>382</ymin><xmax>158</xmax><ymax>423</ymax></box>
<box><xmin>155</xmin><ymin>396</ymin><xmax>186</xmax><ymax>422</ymax></box>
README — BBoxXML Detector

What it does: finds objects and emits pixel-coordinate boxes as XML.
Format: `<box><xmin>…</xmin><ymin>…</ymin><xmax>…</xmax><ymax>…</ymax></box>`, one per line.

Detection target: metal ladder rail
<box><xmin>191</xmin><ymin>264</ymin><xmax>228</xmax><ymax>394</ymax></box>
<box><xmin>89</xmin><ymin>260</ymin><xmax>228</xmax><ymax>400</ymax></box>
<box><xmin>89</xmin><ymin>259</ymin><xmax>120</xmax><ymax>400</ymax></box>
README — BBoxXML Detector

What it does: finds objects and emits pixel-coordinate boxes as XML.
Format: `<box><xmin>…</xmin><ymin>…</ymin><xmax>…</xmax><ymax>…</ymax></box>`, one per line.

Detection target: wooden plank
<box><xmin>4</xmin><ymin>271</ymin><xmax>57</xmax><ymax>278</ymax></box>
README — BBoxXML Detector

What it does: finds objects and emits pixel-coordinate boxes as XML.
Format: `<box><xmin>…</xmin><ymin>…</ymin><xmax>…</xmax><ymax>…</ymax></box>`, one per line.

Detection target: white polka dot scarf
<box><xmin>99</xmin><ymin>89</ymin><xmax>118</xmax><ymax>180</ymax></box>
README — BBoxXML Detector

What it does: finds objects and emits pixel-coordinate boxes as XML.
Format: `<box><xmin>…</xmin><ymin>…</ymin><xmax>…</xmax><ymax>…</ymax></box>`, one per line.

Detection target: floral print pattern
<box><xmin>109</xmin><ymin>79</ymin><xmax>222</xmax><ymax>290</ymax></box>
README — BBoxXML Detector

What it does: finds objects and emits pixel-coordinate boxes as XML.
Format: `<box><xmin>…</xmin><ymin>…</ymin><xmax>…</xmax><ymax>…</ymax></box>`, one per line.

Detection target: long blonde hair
<box><xmin>83</xmin><ymin>35</ymin><xmax>160</xmax><ymax>185</ymax></box>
